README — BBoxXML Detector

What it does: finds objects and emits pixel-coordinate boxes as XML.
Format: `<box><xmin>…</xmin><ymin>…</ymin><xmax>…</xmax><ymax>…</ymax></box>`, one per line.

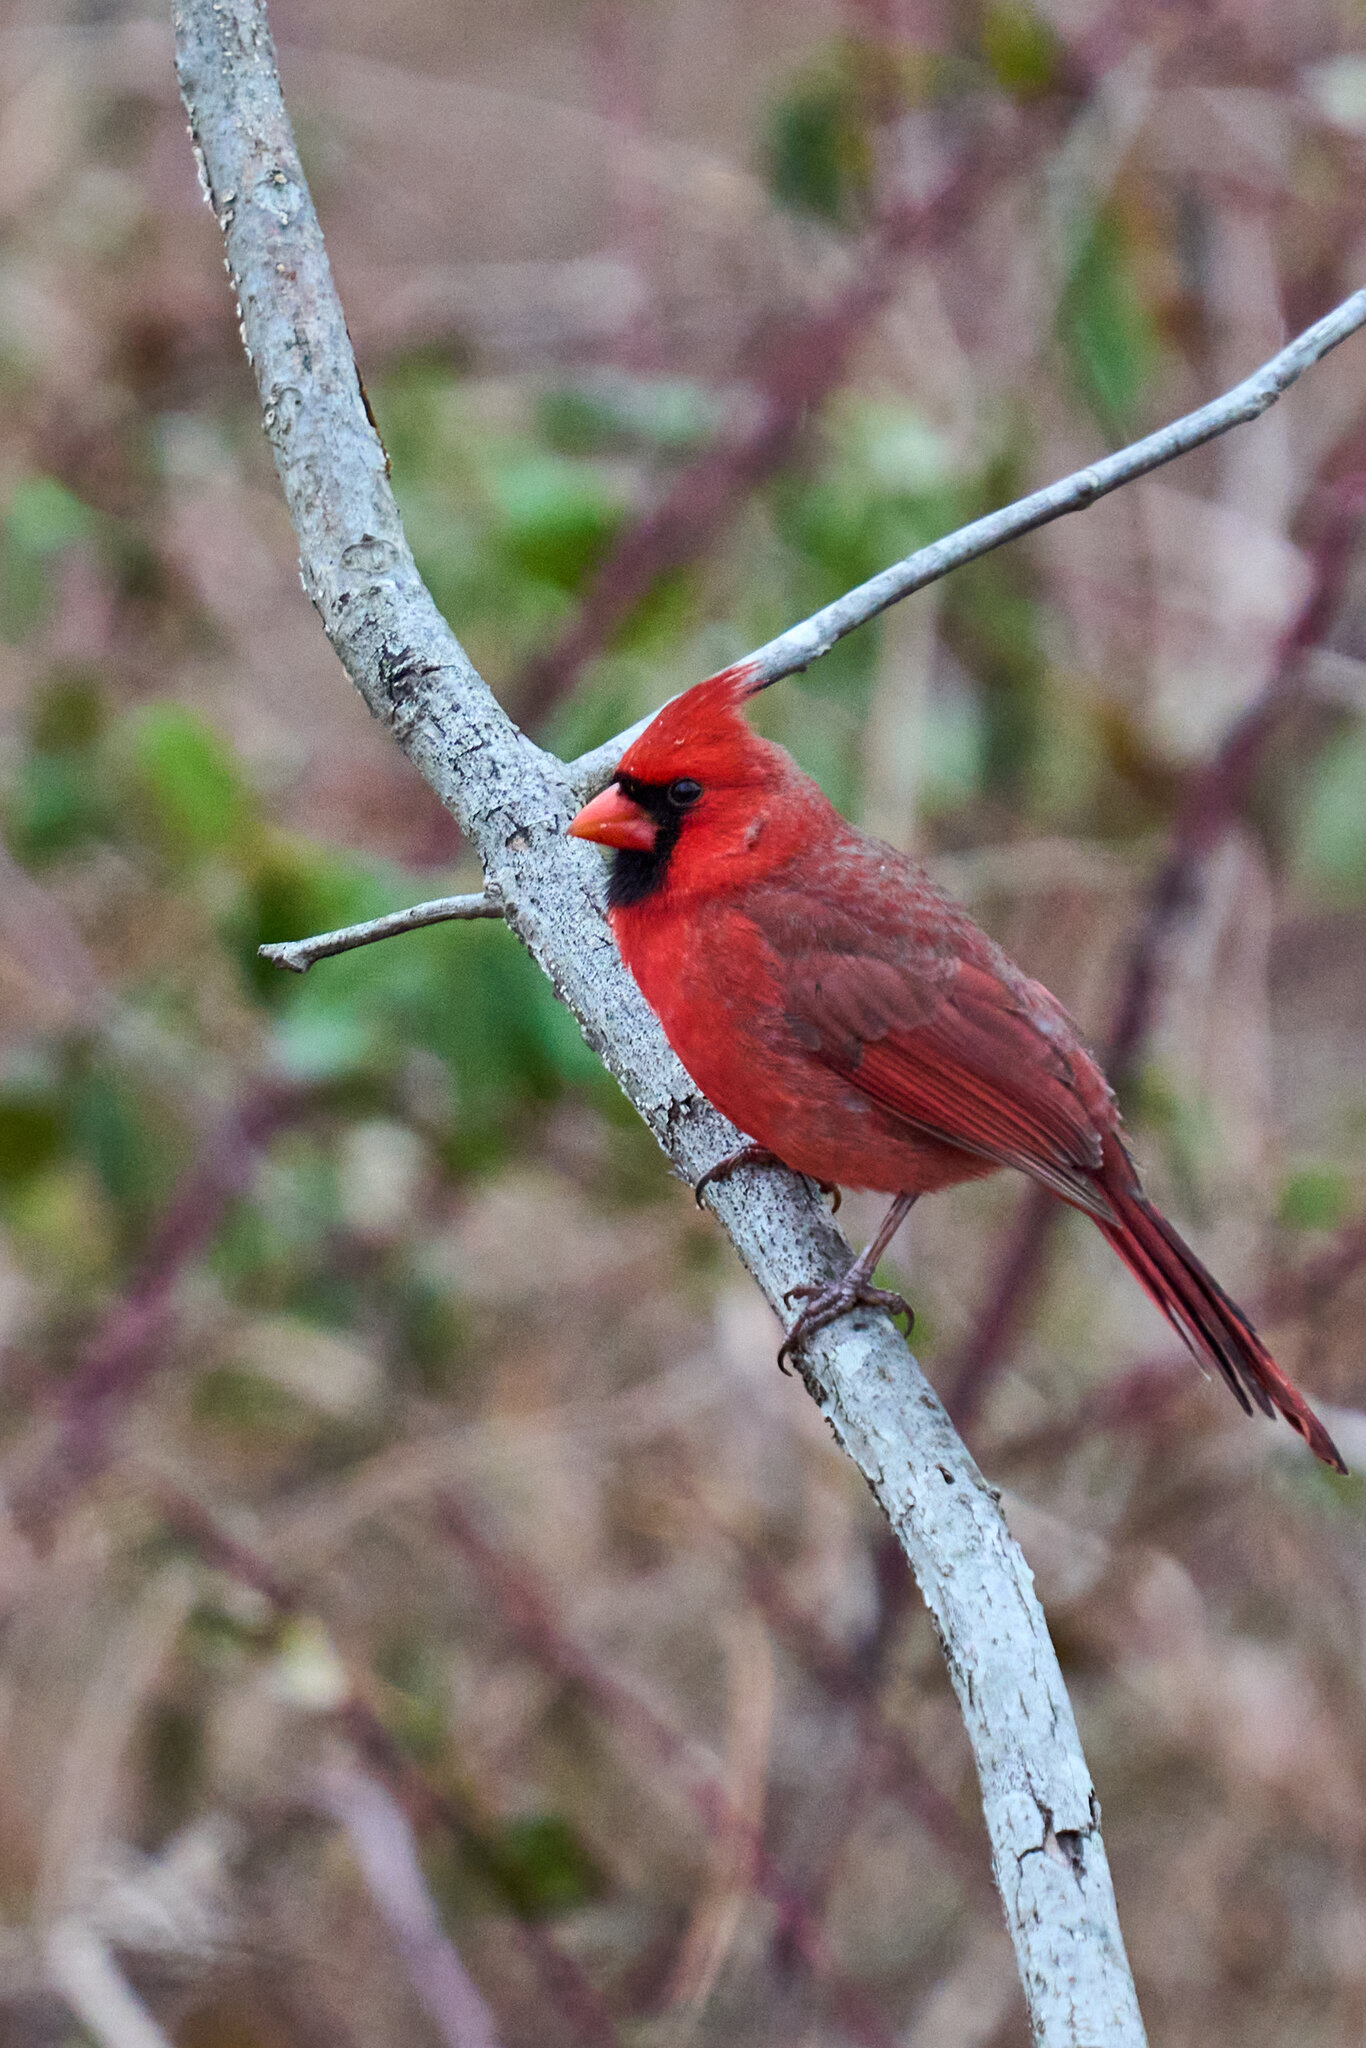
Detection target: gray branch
<box><xmin>162</xmin><ymin>4</ymin><xmax>1277</xmax><ymax>2037</ymax></box>
<box><xmin>259</xmin><ymin>891</ymin><xmax>502</xmax><ymax>972</ymax></box>
<box><xmin>316</xmin><ymin>1762</ymin><xmax>503</xmax><ymax>2048</ymax></box>
<box><xmin>45</xmin><ymin>1921</ymin><xmax>175</xmax><ymax>2048</ymax></box>
<box><xmin>736</xmin><ymin>287</ymin><xmax>1366</xmax><ymax>690</ymax></box>
<box><xmin>567</xmin><ymin>286</ymin><xmax>1366</xmax><ymax>796</ymax></box>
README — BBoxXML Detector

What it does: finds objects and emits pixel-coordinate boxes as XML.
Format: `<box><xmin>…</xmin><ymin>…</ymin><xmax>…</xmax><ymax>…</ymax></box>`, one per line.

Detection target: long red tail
<box><xmin>1094</xmin><ymin>1136</ymin><xmax>1345</xmax><ymax>1473</ymax></box>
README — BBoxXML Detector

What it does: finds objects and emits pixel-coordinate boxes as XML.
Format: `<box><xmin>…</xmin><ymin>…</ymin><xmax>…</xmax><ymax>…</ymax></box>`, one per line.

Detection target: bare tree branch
<box><xmin>260</xmin><ymin>890</ymin><xmax>502</xmax><ymax>972</ymax></box>
<box><xmin>316</xmin><ymin>1762</ymin><xmax>504</xmax><ymax>2048</ymax></box>
<box><xmin>170</xmin><ymin>1</ymin><xmax>1366</xmax><ymax>2034</ymax></box>
<box><xmin>45</xmin><ymin>1921</ymin><xmax>175</xmax><ymax>2048</ymax></box>
<box><xmin>735</xmin><ymin>290</ymin><xmax>1366</xmax><ymax>689</ymax></box>
<box><xmin>567</xmin><ymin>288</ymin><xmax>1366</xmax><ymax>798</ymax></box>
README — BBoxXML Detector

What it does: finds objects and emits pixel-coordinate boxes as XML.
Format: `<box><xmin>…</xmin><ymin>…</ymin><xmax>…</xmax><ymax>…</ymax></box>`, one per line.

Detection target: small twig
<box><xmin>740</xmin><ymin>289</ymin><xmax>1366</xmax><ymax>691</ymax></box>
<box><xmin>317</xmin><ymin>1762</ymin><xmax>504</xmax><ymax>2048</ymax></box>
<box><xmin>46</xmin><ymin>1920</ymin><xmax>175</xmax><ymax>2048</ymax></box>
<box><xmin>568</xmin><ymin>290</ymin><xmax>1366</xmax><ymax>796</ymax></box>
<box><xmin>155</xmin><ymin>1483</ymin><xmax>301</xmax><ymax>1615</ymax></box>
<box><xmin>260</xmin><ymin>891</ymin><xmax>503</xmax><ymax>973</ymax></box>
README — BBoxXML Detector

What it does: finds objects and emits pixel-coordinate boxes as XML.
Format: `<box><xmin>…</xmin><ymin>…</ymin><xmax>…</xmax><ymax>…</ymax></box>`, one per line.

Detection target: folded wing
<box><xmin>754</xmin><ymin>872</ymin><xmax>1117</xmax><ymax>1219</ymax></box>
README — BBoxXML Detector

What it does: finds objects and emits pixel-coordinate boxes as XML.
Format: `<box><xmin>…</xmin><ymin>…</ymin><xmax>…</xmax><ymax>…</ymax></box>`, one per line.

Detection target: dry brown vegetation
<box><xmin>1</xmin><ymin>0</ymin><xmax>1366</xmax><ymax>2043</ymax></box>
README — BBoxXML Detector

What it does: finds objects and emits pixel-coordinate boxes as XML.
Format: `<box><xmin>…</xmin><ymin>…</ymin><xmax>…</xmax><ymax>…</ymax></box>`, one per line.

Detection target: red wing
<box><xmin>770</xmin><ymin>913</ymin><xmax>1115</xmax><ymax>1217</ymax></box>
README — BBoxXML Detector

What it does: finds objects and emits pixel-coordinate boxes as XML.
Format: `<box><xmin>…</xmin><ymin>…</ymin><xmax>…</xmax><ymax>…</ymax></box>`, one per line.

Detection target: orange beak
<box><xmin>568</xmin><ymin>783</ymin><xmax>657</xmax><ymax>852</ymax></box>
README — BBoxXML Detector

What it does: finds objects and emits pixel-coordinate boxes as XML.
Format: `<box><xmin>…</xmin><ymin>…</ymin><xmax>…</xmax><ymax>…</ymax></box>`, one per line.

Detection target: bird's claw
<box><xmin>695</xmin><ymin>1146</ymin><xmax>840</xmax><ymax>1213</ymax></box>
<box><xmin>695</xmin><ymin>1143</ymin><xmax>783</xmax><ymax>1207</ymax></box>
<box><xmin>777</xmin><ymin>1276</ymin><xmax>913</xmax><ymax>1371</ymax></box>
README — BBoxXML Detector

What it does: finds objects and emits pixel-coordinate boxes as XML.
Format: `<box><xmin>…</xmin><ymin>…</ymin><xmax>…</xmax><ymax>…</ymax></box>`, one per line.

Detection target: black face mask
<box><xmin>606</xmin><ymin>775</ymin><xmax>701</xmax><ymax>908</ymax></box>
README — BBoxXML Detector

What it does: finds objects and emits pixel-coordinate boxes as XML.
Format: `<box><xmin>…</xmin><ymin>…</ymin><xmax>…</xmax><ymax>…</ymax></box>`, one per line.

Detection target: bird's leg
<box><xmin>695</xmin><ymin>1144</ymin><xmax>840</xmax><ymax>1211</ymax></box>
<box><xmin>778</xmin><ymin>1192</ymin><xmax>917</xmax><ymax>1371</ymax></box>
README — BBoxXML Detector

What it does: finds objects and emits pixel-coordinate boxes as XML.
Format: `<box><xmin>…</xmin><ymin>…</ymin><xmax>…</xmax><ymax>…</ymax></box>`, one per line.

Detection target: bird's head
<box><xmin>568</xmin><ymin>661</ymin><xmax>800</xmax><ymax>909</ymax></box>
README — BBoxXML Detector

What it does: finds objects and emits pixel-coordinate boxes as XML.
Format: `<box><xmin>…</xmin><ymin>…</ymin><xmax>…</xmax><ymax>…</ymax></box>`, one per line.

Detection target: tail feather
<box><xmin>1095</xmin><ymin>1138</ymin><xmax>1346</xmax><ymax>1473</ymax></box>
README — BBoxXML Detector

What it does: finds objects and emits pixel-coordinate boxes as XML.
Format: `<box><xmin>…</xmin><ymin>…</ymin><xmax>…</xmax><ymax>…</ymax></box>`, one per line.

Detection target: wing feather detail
<box><xmin>753</xmin><ymin>871</ymin><xmax>1116</xmax><ymax>1219</ymax></box>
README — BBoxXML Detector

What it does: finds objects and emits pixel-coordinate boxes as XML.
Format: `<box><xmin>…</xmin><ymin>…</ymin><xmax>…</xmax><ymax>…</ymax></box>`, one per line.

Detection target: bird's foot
<box><xmin>695</xmin><ymin>1144</ymin><xmax>840</xmax><ymax>1212</ymax></box>
<box><xmin>777</xmin><ymin>1273</ymin><xmax>913</xmax><ymax>1372</ymax></box>
<box><xmin>695</xmin><ymin>1143</ymin><xmax>781</xmax><ymax>1205</ymax></box>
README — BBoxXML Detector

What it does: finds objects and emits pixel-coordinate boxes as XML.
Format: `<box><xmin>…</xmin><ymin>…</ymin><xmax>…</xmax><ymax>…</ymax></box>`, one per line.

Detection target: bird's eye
<box><xmin>668</xmin><ymin>778</ymin><xmax>702</xmax><ymax>809</ymax></box>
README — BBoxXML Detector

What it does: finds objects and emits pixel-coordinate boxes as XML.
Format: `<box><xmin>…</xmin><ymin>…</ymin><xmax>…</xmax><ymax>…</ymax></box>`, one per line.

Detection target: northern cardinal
<box><xmin>569</xmin><ymin>662</ymin><xmax>1345</xmax><ymax>1471</ymax></box>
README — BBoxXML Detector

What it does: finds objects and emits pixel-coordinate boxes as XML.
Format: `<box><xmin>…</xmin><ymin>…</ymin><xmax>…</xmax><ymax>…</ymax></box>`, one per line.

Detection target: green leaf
<box><xmin>538</xmin><ymin>374</ymin><xmax>723</xmax><ymax>456</ymax></box>
<box><xmin>978</xmin><ymin>0</ymin><xmax>1062</xmax><ymax>99</ymax></box>
<box><xmin>70</xmin><ymin>1069</ymin><xmax>158</xmax><ymax>1223</ymax></box>
<box><xmin>774</xmin><ymin>395</ymin><xmax>959</xmax><ymax>599</ymax></box>
<box><xmin>5</xmin><ymin>475</ymin><xmax>93</xmax><ymax>553</ymax></box>
<box><xmin>1295</xmin><ymin>724</ymin><xmax>1366</xmax><ymax>901</ymax></box>
<box><xmin>121</xmin><ymin>705</ymin><xmax>250</xmax><ymax>864</ymax></box>
<box><xmin>394</xmin><ymin>1274</ymin><xmax>470</xmax><ymax>1395</ymax></box>
<box><xmin>1058</xmin><ymin>207</ymin><xmax>1157</xmax><ymax>431</ymax></box>
<box><xmin>0</xmin><ymin>1083</ymin><xmax>65</xmax><ymax>1190</ymax></box>
<box><xmin>210</xmin><ymin>1146</ymin><xmax>352</xmax><ymax>1316</ymax></box>
<box><xmin>1278</xmin><ymin>1166</ymin><xmax>1353</xmax><ymax>1231</ymax></box>
<box><xmin>488</xmin><ymin>449</ymin><xmax>624</xmax><ymax>590</ymax></box>
<box><xmin>941</xmin><ymin>556</ymin><xmax>1046</xmax><ymax>801</ymax></box>
<box><xmin>27</xmin><ymin>667</ymin><xmax>107</xmax><ymax>754</ymax></box>
<box><xmin>5</xmin><ymin>1160</ymin><xmax>117</xmax><ymax>1287</ymax></box>
<box><xmin>764</xmin><ymin>44</ymin><xmax>877</xmax><ymax>226</ymax></box>
<box><xmin>1</xmin><ymin>477</ymin><xmax>96</xmax><ymax>641</ymax></box>
<box><xmin>191</xmin><ymin>1365</ymin><xmax>314</xmax><ymax>1441</ymax></box>
<box><xmin>3</xmin><ymin>670</ymin><xmax>111</xmax><ymax>863</ymax></box>
<box><xmin>5</xmin><ymin>751</ymin><xmax>106</xmax><ymax>863</ymax></box>
<box><xmin>488</xmin><ymin>1813</ymin><xmax>603</xmax><ymax>1919</ymax></box>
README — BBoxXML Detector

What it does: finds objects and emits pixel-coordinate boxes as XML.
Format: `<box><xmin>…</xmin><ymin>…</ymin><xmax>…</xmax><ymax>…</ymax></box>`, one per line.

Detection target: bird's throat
<box><xmin>605</xmin><ymin>777</ymin><xmax>685</xmax><ymax>908</ymax></box>
<box><xmin>607</xmin><ymin>843</ymin><xmax>672</xmax><ymax>908</ymax></box>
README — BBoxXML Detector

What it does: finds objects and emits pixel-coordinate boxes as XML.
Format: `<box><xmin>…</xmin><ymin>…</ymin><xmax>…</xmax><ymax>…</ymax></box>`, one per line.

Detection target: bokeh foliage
<box><xmin>0</xmin><ymin>2</ymin><xmax>1365</xmax><ymax>2045</ymax></box>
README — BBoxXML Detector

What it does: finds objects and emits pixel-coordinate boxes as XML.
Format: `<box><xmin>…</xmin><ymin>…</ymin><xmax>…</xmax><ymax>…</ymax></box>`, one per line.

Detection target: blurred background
<box><xmin>2</xmin><ymin>0</ymin><xmax>1366</xmax><ymax>2042</ymax></box>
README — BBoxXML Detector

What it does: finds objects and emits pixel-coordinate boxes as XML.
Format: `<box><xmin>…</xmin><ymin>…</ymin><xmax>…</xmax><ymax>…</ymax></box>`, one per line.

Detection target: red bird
<box><xmin>569</xmin><ymin>662</ymin><xmax>1345</xmax><ymax>1472</ymax></box>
